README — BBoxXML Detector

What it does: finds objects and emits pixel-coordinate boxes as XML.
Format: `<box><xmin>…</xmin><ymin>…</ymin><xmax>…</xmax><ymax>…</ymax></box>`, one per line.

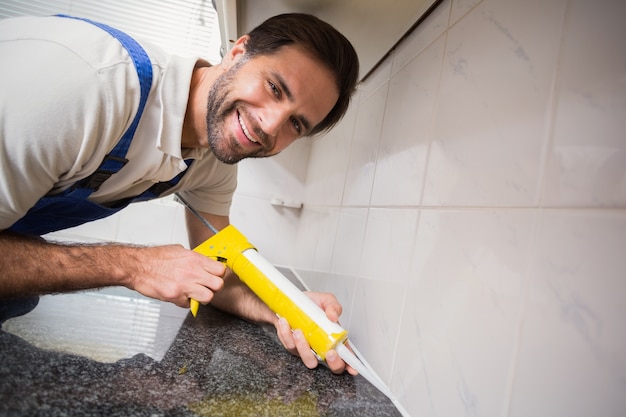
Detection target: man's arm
<box><xmin>185</xmin><ymin>209</ymin><xmax>355</xmax><ymax>374</ymax></box>
<box><xmin>0</xmin><ymin>230</ymin><xmax>225</xmax><ymax>306</ymax></box>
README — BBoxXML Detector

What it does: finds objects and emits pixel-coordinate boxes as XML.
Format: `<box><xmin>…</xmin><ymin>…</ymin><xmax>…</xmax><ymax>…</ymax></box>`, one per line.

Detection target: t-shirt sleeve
<box><xmin>176</xmin><ymin>163</ymin><xmax>238</xmax><ymax>217</ymax></box>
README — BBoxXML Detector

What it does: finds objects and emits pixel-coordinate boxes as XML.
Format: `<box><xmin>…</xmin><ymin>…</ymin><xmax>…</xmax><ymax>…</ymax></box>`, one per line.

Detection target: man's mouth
<box><xmin>238</xmin><ymin>111</ymin><xmax>259</xmax><ymax>144</ymax></box>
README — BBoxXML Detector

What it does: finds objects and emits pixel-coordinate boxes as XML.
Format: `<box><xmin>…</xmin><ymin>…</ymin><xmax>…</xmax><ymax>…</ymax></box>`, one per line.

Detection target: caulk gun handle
<box><xmin>190</xmin><ymin>298</ymin><xmax>200</xmax><ymax>316</ymax></box>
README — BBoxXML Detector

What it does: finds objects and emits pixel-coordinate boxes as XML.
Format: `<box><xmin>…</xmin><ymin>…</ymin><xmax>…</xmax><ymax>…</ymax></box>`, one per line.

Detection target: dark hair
<box><xmin>245</xmin><ymin>13</ymin><xmax>359</xmax><ymax>136</ymax></box>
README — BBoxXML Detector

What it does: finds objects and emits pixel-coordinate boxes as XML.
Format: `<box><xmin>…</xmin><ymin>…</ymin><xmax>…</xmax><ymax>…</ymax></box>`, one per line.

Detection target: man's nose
<box><xmin>259</xmin><ymin>104</ymin><xmax>291</xmax><ymax>137</ymax></box>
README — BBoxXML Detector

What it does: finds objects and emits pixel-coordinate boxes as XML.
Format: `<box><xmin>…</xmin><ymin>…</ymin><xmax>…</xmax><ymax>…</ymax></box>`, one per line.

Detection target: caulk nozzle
<box><xmin>335</xmin><ymin>344</ymin><xmax>411</xmax><ymax>417</ymax></box>
<box><xmin>335</xmin><ymin>343</ymin><xmax>393</xmax><ymax>399</ymax></box>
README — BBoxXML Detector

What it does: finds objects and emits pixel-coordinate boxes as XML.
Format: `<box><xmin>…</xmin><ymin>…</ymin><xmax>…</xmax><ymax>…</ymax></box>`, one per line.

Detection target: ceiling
<box><xmin>234</xmin><ymin>0</ymin><xmax>441</xmax><ymax>81</ymax></box>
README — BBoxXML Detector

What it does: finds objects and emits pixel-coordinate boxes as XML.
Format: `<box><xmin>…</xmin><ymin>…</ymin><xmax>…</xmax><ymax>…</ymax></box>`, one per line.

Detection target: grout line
<box><xmin>534</xmin><ymin>0</ymin><xmax>571</xmax><ymax>210</ymax></box>
<box><xmin>501</xmin><ymin>207</ymin><xmax>542</xmax><ymax>416</ymax></box>
<box><xmin>447</xmin><ymin>0</ymin><xmax>487</xmax><ymax>30</ymax></box>
<box><xmin>503</xmin><ymin>6</ymin><xmax>571</xmax><ymax>414</ymax></box>
<box><xmin>298</xmin><ymin>203</ymin><xmax>626</xmax><ymax>214</ymax></box>
<box><xmin>418</xmin><ymin>0</ymin><xmax>452</xmax><ymax>210</ymax></box>
<box><xmin>366</xmin><ymin>81</ymin><xmax>391</xmax><ymax>208</ymax></box>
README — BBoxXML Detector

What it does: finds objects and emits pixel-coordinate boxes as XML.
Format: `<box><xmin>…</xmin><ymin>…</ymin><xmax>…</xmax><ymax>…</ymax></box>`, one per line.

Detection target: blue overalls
<box><xmin>2</xmin><ymin>15</ymin><xmax>190</xmax><ymax>322</ymax></box>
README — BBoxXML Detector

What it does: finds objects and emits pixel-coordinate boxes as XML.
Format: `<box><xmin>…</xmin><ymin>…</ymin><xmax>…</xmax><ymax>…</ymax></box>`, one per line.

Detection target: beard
<box><xmin>205</xmin><ymin>60</ymin><xmax>263</xmax><ymax>165</ymax></box>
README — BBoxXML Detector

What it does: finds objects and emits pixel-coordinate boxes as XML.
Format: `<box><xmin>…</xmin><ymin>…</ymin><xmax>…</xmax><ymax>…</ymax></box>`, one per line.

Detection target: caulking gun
<box><xmin>175</xmin><ymin>194</ymin><xmax>394</xmax><ymax>399</ymax></box>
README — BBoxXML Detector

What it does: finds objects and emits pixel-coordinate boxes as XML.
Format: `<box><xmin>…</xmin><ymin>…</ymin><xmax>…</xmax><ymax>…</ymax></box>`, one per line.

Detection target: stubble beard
<box><xmin>205</xmin><ymin>61</ymin><xmax>256</xmax><ymax>165</ymax></box>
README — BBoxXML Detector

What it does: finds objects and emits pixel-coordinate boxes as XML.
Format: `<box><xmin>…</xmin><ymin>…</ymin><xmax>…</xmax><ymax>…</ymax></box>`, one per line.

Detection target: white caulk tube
<box><xmin>240</xmin><ymin>248</ymin><xmax>348</xmax><ymax>357</ymax></box>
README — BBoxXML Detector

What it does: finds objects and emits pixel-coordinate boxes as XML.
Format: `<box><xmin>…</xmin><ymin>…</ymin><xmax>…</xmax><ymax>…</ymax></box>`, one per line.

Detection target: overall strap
<box><xmin>130</xmin><ymin>159</ymin><xmax>194</xmax><ymax>203</ymax></box>
<box><xmin>56</xmin><ymin>14</ymin><xmax>153</xmax><ymax>196</ymax></box>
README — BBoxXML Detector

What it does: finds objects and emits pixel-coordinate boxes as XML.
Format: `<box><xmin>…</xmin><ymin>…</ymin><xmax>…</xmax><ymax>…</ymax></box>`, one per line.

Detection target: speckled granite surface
<box><xmin>0</xmin><ymin>303</ymin><xmax>400</xmax><ymax>416</ymax></box>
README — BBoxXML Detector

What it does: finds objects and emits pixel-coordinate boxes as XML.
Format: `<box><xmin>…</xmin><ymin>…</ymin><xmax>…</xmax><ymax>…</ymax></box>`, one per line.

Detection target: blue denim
<box><xmin>0</xmin><ymin>296</ymin><xmax>40</xmax><ymax>325</ymax></box>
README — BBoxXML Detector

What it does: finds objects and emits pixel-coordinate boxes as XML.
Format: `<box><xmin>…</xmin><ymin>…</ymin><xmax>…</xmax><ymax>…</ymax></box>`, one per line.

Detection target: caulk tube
<box><xmin>235</xmin><ymin>248</ymin><xmax>348</xmax><ymax>360</ymax></box>
<box><xmin>193</xmin><ymin>225</ymin><xmax>348</xmax><ymax>360</ymax></box>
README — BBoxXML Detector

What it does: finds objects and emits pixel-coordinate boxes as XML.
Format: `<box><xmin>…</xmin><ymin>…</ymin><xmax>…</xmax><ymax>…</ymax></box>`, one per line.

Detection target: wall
<box><xmin>235</xmin><ymin>0</ymin><xmax>626</xmax><ymax>416</ymax></box>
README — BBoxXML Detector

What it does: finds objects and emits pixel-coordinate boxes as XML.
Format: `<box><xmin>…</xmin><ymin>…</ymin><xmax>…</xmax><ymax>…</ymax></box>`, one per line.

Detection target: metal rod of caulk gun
<box><xmin>175</xmin><ymin>193</ymin><xmax>219</xmax><ymax>235</ymax></box>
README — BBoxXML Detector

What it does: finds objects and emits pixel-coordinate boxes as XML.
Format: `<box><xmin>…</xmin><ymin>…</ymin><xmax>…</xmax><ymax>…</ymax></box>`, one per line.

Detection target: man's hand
<box><xmin>275</xmin><ymin>291</ymin><xmax>358</xmax><ymax>375</ymax></box>
<box><xmin>126</xmin><ymin>244</ymin><xmax>226</xmax><ymax>308</ymax></box>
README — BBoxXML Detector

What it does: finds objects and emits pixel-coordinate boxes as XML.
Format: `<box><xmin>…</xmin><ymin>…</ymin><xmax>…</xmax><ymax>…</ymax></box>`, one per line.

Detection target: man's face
<box><xmin>205</xmin><ymin>45</ymin><xmax>339</xmax><ymax>164</ymax></box>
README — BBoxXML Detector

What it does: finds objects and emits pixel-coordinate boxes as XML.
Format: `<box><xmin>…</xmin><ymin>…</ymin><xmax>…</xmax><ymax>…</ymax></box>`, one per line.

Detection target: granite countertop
<box><xmin>0</xmin><ymin>298</ymin><xmax>400</xmax><ymax>417</ymax></box>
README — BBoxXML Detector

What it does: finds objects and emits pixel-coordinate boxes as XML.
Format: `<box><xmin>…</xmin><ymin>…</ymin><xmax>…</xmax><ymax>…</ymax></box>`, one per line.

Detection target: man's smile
<box><xmin>237</xmin><ymin>110</ymin><xmax>260</xmax><ymax>145</ymax></box>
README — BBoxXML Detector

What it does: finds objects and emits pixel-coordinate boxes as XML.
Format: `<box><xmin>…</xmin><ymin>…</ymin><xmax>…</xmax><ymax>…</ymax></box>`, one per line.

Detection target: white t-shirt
<box><xmin>0</xmin><ymin>15</ymin><xmax>237</xmax><ymax>230</ymax></box>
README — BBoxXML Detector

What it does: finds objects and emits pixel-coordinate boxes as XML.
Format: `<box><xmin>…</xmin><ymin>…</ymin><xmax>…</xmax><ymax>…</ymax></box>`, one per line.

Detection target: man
<box><xmin>0</xmin><ymin>13</ymin><xmax>359</xmax><ymax>374</ymax></box>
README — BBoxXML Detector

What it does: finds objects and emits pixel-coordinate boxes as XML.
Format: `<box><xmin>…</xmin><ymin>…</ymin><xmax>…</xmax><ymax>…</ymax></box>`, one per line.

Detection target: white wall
<box><xmin>236</xmin><ymin>0</ymin><xmax>626</xmax><ymax>415</ymax></box>
<box><xmin>46</xmin><ymin>196</ymin><xmax>189</xmax><ymax>246</ymax></box>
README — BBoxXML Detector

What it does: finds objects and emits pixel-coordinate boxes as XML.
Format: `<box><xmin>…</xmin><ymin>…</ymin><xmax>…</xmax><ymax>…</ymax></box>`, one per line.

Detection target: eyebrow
<box><xmin>272</xmin><ymin>71</ymin><xmax>313</xmax><ymax>134</ymax></box>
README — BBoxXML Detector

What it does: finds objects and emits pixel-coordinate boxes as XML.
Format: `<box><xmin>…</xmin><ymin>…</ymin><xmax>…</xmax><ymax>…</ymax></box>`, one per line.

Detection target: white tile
<box><xmin>304</xmin><ymin>104</ymin><xmax>356</xmax><ymax>206</ymax></box>
<box><xmin>230</xmin><ymin>193</ymin><xmax>300</xmax><ymax>265</ymax></box>
<box><xmin>541</xmin><ymin>0</ymin><xmax>626</xmax><ymax>207</ymax></box>
<box><xmin>284</xmin><ymin>139</ymin><xmax>311</xmax><ymax>205</ymax></box>
<box><xmin>343</xmin><ymin>83</ymin><xmax>386</xmax><ymax>206</ymax></box>
<box><xmin>295</xmin><ymin>269</ymin><xmax>357</xmax><ymax>330</ymax></box>
<box><xmin>391</xmin><ymin>0</ymin><xmax>451</xmax><ymax>76</ymax></box>
<box><xmin>424</xmin><ymin>0</ymin><xmax>567</xmax><ymax>207</ymax></box>
<box><xmin>116</xmin><ymin>200</ymin><xmax>180</xmax><ymax>245</ymax></box>
<box><xmin>394</xmin><ymin>209</ymin><xmax>533</xmax><ymax>417</ymax></box>
<box><xmin>235</xmin><ymin>138</ymin><xmax>309</xmax><ymax>205</ymax></box>
<box><xmin>291</xmin><ymin>208</ymin><xmax>321</xmax><ymax>270</ymax></box>
<box><xmin>330</xmin><ymin>207</ymin><xmax>369</xmax><ymax>276</ymax></box>
<box><xmin>45</xmin><ymin>212</ymin><xmax>121</xmax><ymax>243</ymax></box>
<box><xmin>291</xmin><ymin>206</ymin><xmax>340</xmax><ymax>271</ymax></box>
<box><xmin>310</xmin><ymin>207</ymin><xmax>341</xmax><ymax>272</ymax></box>
<box><xmin>349</xmin><ymin>277</ymin><xmax>406</xmax><ymax>385</ymax></box>
<box><xmin>371</xmin><ymin>36</ymin><xmax>445</xmax><ymax>207</ymax></box>
<box><xmin>358</xmin><ymin>58</ymin><xmax>392</xmax><ymax>101</ymax></box>
<box><xmin>510</xmin><ymin>211</ymin><xmax>626</xmax><ymax>417</ymax></box>
<box><xmin>45</xmin><ymin>200</ymin><xmax>187</xmax><ymax>246</ymax></box>
<box><xmin>450</xmin><ymin>0</ymin><xmax>483</xmax><ymax>25</ymax></box>
<box><xmin>323</xmin><ymin>272</ymin><xmax>357</xmax><ymax>330</ymax></box>
<box><xmin>359</xmin><ymin>208</ymin><xmax>419</xmax><ymax>281</ymax></box>
<box><xmin>342</xmin><ymin>207</ymin><xmax>418</xmax><ymax>383</ymax></box>
<box><xmin>169</xmin><ymin>204</ymin><xmax>190</xmax><ymax>248</ymax></box>
<box><xmin>236</xmin><ymin>147</ymin><xmax>293</xmax><ymax>200</ymax></box>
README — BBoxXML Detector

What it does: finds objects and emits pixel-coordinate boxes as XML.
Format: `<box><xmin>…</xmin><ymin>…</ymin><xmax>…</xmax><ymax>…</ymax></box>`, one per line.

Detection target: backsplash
<box><xmin>234</xmin><ymin>0</ymin><xmax>626</xmax><ymax>415</ymax></box>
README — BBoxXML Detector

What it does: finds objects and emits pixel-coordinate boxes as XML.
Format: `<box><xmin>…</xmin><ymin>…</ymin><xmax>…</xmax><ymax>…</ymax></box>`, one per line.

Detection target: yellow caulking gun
<box><xmin>175</xmin><ymin>194</ymin><xmax>393</xmax><ymax>399</ymax></box>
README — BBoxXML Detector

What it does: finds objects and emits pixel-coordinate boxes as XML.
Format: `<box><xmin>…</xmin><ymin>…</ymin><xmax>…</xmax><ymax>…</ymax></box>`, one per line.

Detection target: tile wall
<box><xmin>234</xmin><ymin>0</ymin><xmax>626</xmax><ymax>415</ymax></box>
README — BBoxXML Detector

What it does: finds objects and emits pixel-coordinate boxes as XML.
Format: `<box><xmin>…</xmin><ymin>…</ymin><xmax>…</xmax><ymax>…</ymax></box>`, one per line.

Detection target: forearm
<box><xmin>210</xmin><ymin>269</ymin><xmax>277</xmax><ymax>326</ymax></box>
<box><xmin>0</xmin><ymin>231</ymin><xmax>138</xmax><ymax>297</ymax></box>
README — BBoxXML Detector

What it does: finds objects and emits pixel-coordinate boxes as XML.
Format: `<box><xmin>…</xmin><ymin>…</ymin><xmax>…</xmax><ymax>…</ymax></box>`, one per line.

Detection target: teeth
<box><xmin>238</xmin><ymin>113</ymin><xmax>257</xmax><ymax>143</ymax></box>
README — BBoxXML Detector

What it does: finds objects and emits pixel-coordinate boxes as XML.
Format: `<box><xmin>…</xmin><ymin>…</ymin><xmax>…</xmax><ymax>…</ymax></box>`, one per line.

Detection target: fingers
<box><xmin>201</xmin><ymin>256</ymin><xmax>227</xmax><ymax>277</ymax></box>
<box><xmin>325</xmin><ymin>349</ymin><xmax>350</xmax><ymax>375</ymax></box>
<box><xmin>276</xmin><ymin>317</ymin><xmax>319</xmax><ymax>369</ymax></box>
<box><xmin>276</xmin><ymin>292</ymin><xmax>352</xmax><ymax>373</ymax></box>
<box><xmin>305</xmin><ymin>291</ymin><xmax>342</xmax><ymax>322</ymax></box>
<box><xmin>276</xmin><ymin>317</ymin><xmax>296</xmax><ymax>353</ymax></box>
<box><xmin>188</xmin><ymin>255</ymin><xmax>226</xmax><ymax>304</ymax></box>
<box><xmin>276</xmin><ymin>316</ymin><xmax>354</xmax><ymax>374</ymax></box>
<box><xmin>293</xmin><ymin>329</ymin><xmax>321</xmax><ymax>369</ymax></box>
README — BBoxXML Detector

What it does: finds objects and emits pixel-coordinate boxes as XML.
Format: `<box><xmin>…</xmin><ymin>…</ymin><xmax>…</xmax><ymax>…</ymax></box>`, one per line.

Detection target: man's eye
<box><xmin>269</xmin><ymin>81</ymin><xmax>280</xmax><ymax>97</ymax></box>
<box><xmin>291</xmin><ymin>117</ymin><xmax>302</xmax><ymax>134</ymax></box>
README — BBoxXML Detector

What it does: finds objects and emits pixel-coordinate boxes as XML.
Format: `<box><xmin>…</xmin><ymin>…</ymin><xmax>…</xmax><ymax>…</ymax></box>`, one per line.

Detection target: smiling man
<box><xmin>199</xmin><ymin>37</ymin><xmax>339</xmax><ymax>163</ymax></box>
<box><xmin>0</xmin><ymin>13</ymin><xmax>359</xmax><ymax>373</ymax></box>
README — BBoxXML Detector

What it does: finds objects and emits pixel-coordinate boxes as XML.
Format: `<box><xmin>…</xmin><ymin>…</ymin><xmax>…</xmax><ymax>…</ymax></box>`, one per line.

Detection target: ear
<box><xmin>221</xmin><ymin>34</ymin><xmax>250</xmax><ymax>68</ymax></box>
